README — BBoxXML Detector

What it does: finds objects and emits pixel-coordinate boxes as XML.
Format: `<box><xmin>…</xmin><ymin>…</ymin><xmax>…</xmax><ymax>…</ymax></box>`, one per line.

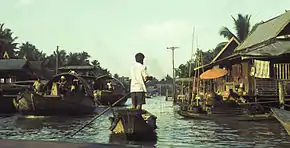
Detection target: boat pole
<box><xmin>67</xmin><ymin>92</ymin><xmax>131</xmax><ymax>137</ymax></box>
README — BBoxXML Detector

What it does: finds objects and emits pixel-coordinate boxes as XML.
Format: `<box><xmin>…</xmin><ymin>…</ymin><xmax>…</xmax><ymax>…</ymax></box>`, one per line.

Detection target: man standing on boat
<box><xmin>130</xmin><ymin>52</ymin><xmax>152</xmax><ymax>110</ymax></box>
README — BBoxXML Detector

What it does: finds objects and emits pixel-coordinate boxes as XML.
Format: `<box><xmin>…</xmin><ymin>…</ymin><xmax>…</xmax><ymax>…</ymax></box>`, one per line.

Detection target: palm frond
<box><xmin>219</xmin><ymin>27</ymin><xmax>235</xmax><ymax>40</ymax></box>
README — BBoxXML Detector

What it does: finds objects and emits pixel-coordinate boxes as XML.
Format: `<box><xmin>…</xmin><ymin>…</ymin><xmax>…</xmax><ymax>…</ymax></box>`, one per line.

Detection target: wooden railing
<box><xmin>274</xmin><ymin>63</ymin><xmax>290</xmax><ymax>80</ymax></box>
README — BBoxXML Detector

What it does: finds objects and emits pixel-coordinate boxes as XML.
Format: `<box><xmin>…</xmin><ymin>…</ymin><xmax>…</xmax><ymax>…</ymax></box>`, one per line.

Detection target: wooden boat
<box><xmin>0</xmin><ymin>84</ymin><xmax>29</xmax><ymax>114</ymax></box>
<box><xmin>13</xmin><ymin>73</ymin><xmax>96</xmax><ymax>116</ymax></box>
<box><xmin>109</xmin><ymin>108</ymin><xmax>157</xmax><ymax>141</ymax></box>
<box><xmin>178</xmin><ymin>101</ymin><xmax>273</xmax><ymax>121</ymax></box>
<box><xmin>92</xmin><ymin>75</ymin><xmax>128</xmax><ymax>106</ymax></box>
<box><xmin>95</xmin><ymin>90</ymin><xmax>127</xmax><ymax>106</ymax></box>
<box><xmin>271</xmin><ymin>108</ymin><xmax>290</xmax><ymax>135</ymax></box>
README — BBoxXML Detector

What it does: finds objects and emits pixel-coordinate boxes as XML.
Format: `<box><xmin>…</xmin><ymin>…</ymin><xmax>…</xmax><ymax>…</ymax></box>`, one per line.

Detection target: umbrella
<box><xmin>200</xmin><ymin>68</ymin><xmax>228</xmax><ymax>80</ymax></box>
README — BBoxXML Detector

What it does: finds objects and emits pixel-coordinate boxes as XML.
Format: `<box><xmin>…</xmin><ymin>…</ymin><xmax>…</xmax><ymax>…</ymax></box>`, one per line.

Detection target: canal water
<box><xmin>0</xmin><ymin>96</ymin><xmax>290</xmax><ymax>148</ymax></box>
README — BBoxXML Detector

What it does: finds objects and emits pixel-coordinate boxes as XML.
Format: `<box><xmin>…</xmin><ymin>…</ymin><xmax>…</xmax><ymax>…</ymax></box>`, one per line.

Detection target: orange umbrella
<box><xmin>200</xmin><ymin>68</ymin><xmax>228</xmax><ymax>80</ymax></box>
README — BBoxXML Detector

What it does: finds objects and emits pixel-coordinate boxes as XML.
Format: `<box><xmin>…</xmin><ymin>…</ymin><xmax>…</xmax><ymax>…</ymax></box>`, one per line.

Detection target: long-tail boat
<box><xmin>109</xmin><ymin>108</ymin><xmax>157</xmax><ymax>141</ymax></box>
<box><xmin>92</xmin><ymin>75</ymin><xmax>128</xmax><ymax>106</ymax></box>
<box><xmin>58</xmin><ymin>66</ymin><xmax>129</xmax><ymax>106</ymax></box>
<box><xmin>271</xmin><ymin>108</ymin><xmax>290</xmax><ymax>135</ymax></box>
<box><xmin>13</xmin><ymin>73</ymin><xmax>96</xmax><ymax>116</ymax></box>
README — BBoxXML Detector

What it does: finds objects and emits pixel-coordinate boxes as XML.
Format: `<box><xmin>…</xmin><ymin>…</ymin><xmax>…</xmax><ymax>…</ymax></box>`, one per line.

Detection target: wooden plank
<box><xmin>271</xmin><ymin>108</ymin><xmax>290</xmax><ymax>135</ymax></box>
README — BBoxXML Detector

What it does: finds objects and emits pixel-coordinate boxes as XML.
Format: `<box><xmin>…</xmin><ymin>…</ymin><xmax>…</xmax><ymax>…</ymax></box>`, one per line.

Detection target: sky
<box><xmin>0</xmin><ymin>0</ymin><xmax>289</xmax><ymax>79</ymax></box>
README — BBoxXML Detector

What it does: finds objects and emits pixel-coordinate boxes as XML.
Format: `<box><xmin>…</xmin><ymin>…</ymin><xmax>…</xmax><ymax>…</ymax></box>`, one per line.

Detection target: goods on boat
<box><xmin>109</xmin><ymin>108</ymin><xmax>157</xmax><ymax>141</ymax></box>
<box><xmin>178</xmin><ymin>95</ymin><xmax>273</xmax><ymax>121</ymax></box>
<box><xmin>13</xmin><ymin>73</ymin><xmax>96</xmax><ymax>116</ymax></box>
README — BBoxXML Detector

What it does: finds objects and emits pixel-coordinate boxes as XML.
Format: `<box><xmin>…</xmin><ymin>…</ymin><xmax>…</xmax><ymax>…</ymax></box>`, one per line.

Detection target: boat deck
<box><xmin>0</xmin><ymin>139</ymin><xmax>142</xmax><ymax>148</ymax></box>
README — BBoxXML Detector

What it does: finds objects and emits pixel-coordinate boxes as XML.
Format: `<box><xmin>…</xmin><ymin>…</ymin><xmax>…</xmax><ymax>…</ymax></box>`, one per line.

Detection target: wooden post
<box><xmin>159</xmin><ymin>85</ymin><xmax>162</xmax><ymax>96</ymax></box>
<box><xmin>165</xmin><ymin>88</ymin><xmax>168</xmax><ymax>101</ymax></box>
<box><xmin>278</xmin><ymin>80</ymin><xmax>285</xmax><ymax>110</ymax></box>
<box><xmin>55</xmin><ymin>46</ymin><xmax>59</xmax><ymax>75</ymax></box>
<box><xmin>167</xmin><ymin>46</ymin><xmax>179</xmax><ymax>103</ymax></box>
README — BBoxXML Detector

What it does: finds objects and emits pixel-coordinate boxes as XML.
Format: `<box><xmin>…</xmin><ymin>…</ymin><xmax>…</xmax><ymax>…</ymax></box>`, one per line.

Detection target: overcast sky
<box><xmin>0</xmin><ymin>0</ymin><xmax>289</xmax><ymax>79</ymax></box>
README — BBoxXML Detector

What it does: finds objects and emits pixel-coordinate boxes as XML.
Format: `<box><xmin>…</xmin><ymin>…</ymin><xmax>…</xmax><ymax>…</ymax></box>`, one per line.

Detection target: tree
<box><xmin>175</xmin><ymin>48</ymin><xmax>216</xmax><ymax>78</ymax></box>
<box><xmin>113</xmin><ymin>73</ymin><xmax>119</xmax><ymax>79</ymax></box>
<box><xmin>66</xmin><ymin>51</ymin><xmax>90</xmax><ymax>66</ymax></box>
<box><xmin>43</xmin><ymin>49</ymin><xmax>68</xmax><ymax>69</ymax></box>
<box><xmin>219</xmin><ymin>14</ymin><xmax>252</xmax><ymax>42</ymax></box>
<box><xmin>0</xmin><ymin>23</ymin><xmax>18</xmax><ymax>58</ymax></box>
<box><xmin>17</xmin><ymin>42</ymin><xmax>46</xmax><ymax>61</ymax></box>
<box><xmin>91</xmin><ymin>60</ymin><xmax>111</xmax><ymax>76</ymax></box>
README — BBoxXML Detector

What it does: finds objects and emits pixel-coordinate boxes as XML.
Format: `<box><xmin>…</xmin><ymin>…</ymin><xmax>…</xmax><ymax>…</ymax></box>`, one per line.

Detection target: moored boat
<box><xmin>109</xmin><ymin>108</ymin><xmax>157</xmax><ymax>141</ymax></box>
<box><xmin>178</xmin><ymin>97</ymin><xmax>273</xmax><ymax>121</ymax></box>
<box><xmin>13</xmin><ymin>73</ymin><xmax>96</xmax><ymax>116</ymax></box>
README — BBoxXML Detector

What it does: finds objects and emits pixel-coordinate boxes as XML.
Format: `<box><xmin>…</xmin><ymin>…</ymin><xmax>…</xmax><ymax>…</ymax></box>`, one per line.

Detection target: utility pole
<box><xmin>55</xmin><ymin>46</ymin><xmax>59</xmax><ymax>75</ymax></box>
<box><xmin>167</xmin><ymin>46</ymin><xmax>179</xmax><ymax>103</ymax></box>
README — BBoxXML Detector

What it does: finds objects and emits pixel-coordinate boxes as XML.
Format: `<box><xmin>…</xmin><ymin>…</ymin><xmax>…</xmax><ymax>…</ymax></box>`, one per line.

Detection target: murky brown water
<box><xmin>0</xmin><ymin>97</ymin><xmax>290</xmax><ymax>148</ymax></box>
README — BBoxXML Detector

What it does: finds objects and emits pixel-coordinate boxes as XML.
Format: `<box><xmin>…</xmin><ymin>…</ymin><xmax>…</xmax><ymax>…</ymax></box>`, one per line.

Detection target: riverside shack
<box><xmin>194</xmin><ymin>11</ymin><xmax>290</xmax><ymax>103</ymax></box>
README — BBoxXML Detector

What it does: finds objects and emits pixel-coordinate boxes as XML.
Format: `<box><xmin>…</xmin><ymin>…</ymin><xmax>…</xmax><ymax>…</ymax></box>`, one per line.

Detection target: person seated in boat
<box><xmin>107</xmin><ymin>81</ymin><xmax>113</xmax><ymax>91</ymax></box>
<box><xmin>130</xmin><ymin>52</ymin><xmax>153</xmax><ymax>111</ymax></box>
<box><xmin>71</xmin><ymin>79</ymin><xmax>78</xmax><ymax>93</ymax></box>
<box><xmin>33</xmin><ymin>78</ymin><xmax>42</xmax><ymax>93</ymax></box>
<box><xmin>237</xmin><ymin>83</ymin><xmax>247</xmax><ymax>103</ymax></box>
<box><xmin>227</xmin><ymin>89</ymin><xmax>239</xmax><ymax>102</ymax></box>
<box><xmin>58</xmin><ymin>76</ymin><xmax>68</xmax><ymax>95</ymax></box>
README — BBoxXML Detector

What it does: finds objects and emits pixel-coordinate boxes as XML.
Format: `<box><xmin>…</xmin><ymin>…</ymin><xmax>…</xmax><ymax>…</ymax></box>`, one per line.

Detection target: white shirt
<box><xmin>130</xmin><ymin>62</ymin><xmax>148</xmax><ymax>92</ymax></box>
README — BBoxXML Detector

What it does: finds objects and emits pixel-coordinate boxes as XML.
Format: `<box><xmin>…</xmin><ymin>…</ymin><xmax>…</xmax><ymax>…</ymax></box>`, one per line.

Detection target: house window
<box><xmin>0</xmin><ymin>78</ymin><xmax>4</xmax><ymax>84</ymax></box>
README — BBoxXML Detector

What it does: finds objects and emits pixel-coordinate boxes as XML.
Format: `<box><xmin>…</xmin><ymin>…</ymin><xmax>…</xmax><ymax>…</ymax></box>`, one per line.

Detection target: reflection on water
<box><xmin>0</xmin><ymin>97</ymin><xmax>290</xmax><ymax>147</ymax></box>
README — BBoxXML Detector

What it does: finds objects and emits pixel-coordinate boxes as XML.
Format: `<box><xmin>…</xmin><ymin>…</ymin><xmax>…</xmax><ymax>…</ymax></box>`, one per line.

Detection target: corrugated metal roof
<box><xmin>235</xmin><ymin>11</ymin><xmax>290</xmax><ymax>52</ymax></box>
<box><xmin>0</xmin><ymin>59</ymin><xmax>27</xmax><ymax>70</ymax></box>
<box><xmin>240</xmin><ymin>40</ymin><xmax>290</xmax><ymax>57</ymax></box>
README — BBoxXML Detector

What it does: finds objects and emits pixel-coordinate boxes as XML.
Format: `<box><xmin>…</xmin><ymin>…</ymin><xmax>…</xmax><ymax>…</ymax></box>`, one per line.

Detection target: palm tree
<box><xmin>219</xmin><ymin>14</ymin><xmax>252</xmax><ymax>42</ymax></box>
<box><xmin>17</xmin><ymin>42</ymin><xmax>46</xmax><ymax>61</ymax></box>
<box><xmin>91</xmin><ymin>59</ymin><xmax>111</xmax><ymax>76</ymax></box>
<box><xmin>66</xmin><ymin>51</ymin><xmax>90</xmax><ymax>66</ymax></box>
<box><xmin>0</xmin><ymin>23</ymin><xmax>18</xmax><ymax>58</ymax></box>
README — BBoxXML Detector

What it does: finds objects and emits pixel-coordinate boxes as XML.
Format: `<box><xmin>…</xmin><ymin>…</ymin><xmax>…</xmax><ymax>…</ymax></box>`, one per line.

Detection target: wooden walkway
<box><xmin>0</xmin><ymin>139</ymin><xmax>143</xmax><ymax>148</ymax></box>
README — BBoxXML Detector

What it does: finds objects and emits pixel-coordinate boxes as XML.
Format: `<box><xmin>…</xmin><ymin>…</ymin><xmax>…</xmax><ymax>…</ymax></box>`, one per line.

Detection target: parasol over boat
<box><xmin>200</xmin><ymin>68</ymin><xmax>228</xmax><ymax>80</ymax></box>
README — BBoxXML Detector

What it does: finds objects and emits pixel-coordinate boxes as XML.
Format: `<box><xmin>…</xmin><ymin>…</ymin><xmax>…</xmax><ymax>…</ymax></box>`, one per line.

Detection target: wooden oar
<box><xmin>67</xmin><ymin>92</ymin><xmax>130</xmax><ymax>137</ymax></box>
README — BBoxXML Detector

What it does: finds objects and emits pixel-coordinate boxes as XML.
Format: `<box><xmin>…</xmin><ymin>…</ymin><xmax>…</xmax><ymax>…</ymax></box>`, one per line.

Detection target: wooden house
<box><xmin>0</xmin><ymin>59</ymin><xmax>54</xmax><ymax>84</ymax></box>
<box><xmin>194</xmin><ymin>11</ymin><xmax>290</xmax><ymax>102</ymax></box>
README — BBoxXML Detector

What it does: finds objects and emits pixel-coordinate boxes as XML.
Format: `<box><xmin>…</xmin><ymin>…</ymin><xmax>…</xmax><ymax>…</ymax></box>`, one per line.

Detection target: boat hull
<box><xmin>96</xmin><ymin>91</ymin><xmax>128</xmax><ymax>106</ymax></box>
<box><xmin>0</xmin><ymin>86</ymin><xmax>27</xmax><ymax>114</ymax></box>
<box><xmin>0</xmin><ymin>95</ymin><xmax>17</xmax><ymax>114</ymax></box>
<box><xmin>13</xmin><ymin>90</ymin><xmax>96</xmax><ymax>116</ymax></box>
<box><xmin>109</xmin><ymin>108</ymin><xmax>157</xmax><ymax>141</ymax></box>
<box><xmin>178</xmin><ymin>102</ymin><xmax>273</xmax><ymax>121</ymax></box>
